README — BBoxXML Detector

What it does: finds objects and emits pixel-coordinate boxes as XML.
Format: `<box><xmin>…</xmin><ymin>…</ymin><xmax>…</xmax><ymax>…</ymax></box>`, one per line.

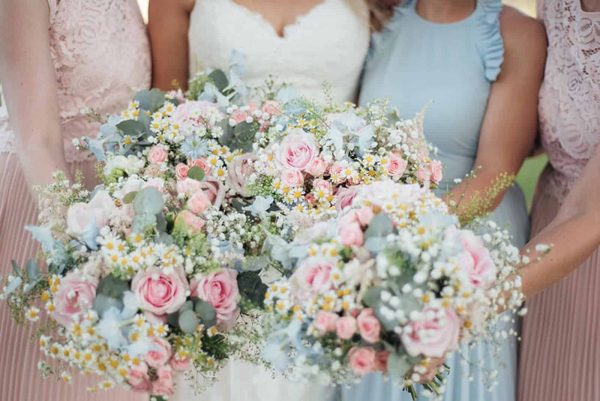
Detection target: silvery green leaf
<box><xmin>194</xmin><ymin>300</ymin><xmax>217</xmax><ymax>326</ymax></box>
<box><xmin>180</xmin><ymin>300</ymin><xmax>194</xmax><ymax>312</ymax></box>
<box><xmin>243</xmin><ymin>196</ymin><xmax>273</xmax><ymax>216</ymax></box>
<box><xmin>123</xmin><ymin>191</ymin><xmax>138</xmax><ymax>204</ymax></box>
<box><xmin>133</xmin><ymin>187</ymin><xmax>164</xmax><ymax>216</ymax></box>
<box><xmin>362</xmin><ymin>287</ymin><xmax>383</xmax><ymax>308</ymax></box>
<box><xmin>229</xmin><ymin>50</ymin><xmax>247</xmax><ymax>76</ymax></box>
<box><xmin>365</xmin><ymin>213</ymin><xmax>395</xmax><ymax>240</ymax></box>
<box><xmin>26</xmin><ymin>260</ymin><xmax>40</xmax><ymax>281</ymax></box>
<box><xmin>232</xmin><ymin>122</ymin><xmax>256</xmax><ymax>152</ymax></box>
<box><xmin>84</xmin><ymin>138</ymin><xmax>106</xmax><ymax>162</ymax></box>
<box><xmin>97</xmin><ymin>275</ymin><xmax>129</xmax><ymax>299</ymax></box>
<box><xmin>365</xmin><ymin>237</ymin><xmax>386</xmax><ymax>253</ymax></box>
<box><xmin>178</xmin><ymin>309</ymin><xmax>200</xmax><ymax>334</ymax></box>
<box><xmin>3</xmin><ymin>276</ymin><xmax>22</xmax><ymax>295</ymax></box>
<box><xmin>116</xmin><ymin>119</ymin><xmax>146</xmax><ymax>138</ymax></box>
<box><xmin>187</xmin><ymin>166</ymin><xmax>205</xmax><ymax>181</ymax></box>
<box><xmin>387</xmin><ymin>353</ymin><xmax>412</xmax><ymax>379</ymax></box>
<box><xmin>134</xmin><ymin>89</ymin><xmax>165</xmax><ymax>113</ymax></box>
<box><xmin>241</xmin><ymin>256</ymin><xmax>271</xmax><ymax>271</ymax></box>
<box><xmin>25</xmin><ymin>225</ymin><xmax>56</xmax><ymax>253</ymax></box>
<box><xmin>93</xmin><ymin>294</ymin><xmax>123</xmax><ymax>318</ymax></box>
<box><xmin>158</xmin><ymin>232</ymin><xmax>173</xmax><ymax>245</ymax></box>
<box><xmin>23</xmin><ymin>282</ymin><xmax>37</xmax><ymax>293</ymax></box>
<box><xmin>199</xmin><ymin>83</ymin><xmax>229</xmax><ymax>107</ymax></box>
<box><xmin>208</xmin><ymin>69</ymin><xmax>229</xmax><ymax>92</ymax></box>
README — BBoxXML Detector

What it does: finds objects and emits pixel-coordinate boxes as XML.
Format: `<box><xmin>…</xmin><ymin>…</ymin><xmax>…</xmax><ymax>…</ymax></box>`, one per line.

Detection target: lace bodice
<box><xmin>537</xmin><ymin>0</ymin><xmax>600</xmax><ymax>201</ymax></box>
<box><xmin>0</xmin><ymin>0</ymin><xmax>151</xmax><ymax>162</ymax></box>
<box><xmin>188</xmin><ymin>0</ymin><xmax>370</xmax><ymax>103</ymax></box>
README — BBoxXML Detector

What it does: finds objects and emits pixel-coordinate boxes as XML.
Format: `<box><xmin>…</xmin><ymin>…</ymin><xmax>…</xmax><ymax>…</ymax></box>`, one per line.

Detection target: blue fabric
<box><xmin>340</xmin><ymin>1</ymin><xmax>528</xmax><ymax>400</ymax></box>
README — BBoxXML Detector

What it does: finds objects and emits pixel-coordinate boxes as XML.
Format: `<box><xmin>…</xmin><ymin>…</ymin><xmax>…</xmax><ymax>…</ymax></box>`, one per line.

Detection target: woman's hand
<box><xmin>0</xmin><ymin>0</ymin><xmax>72</xmax><ymax>189</ymax></box>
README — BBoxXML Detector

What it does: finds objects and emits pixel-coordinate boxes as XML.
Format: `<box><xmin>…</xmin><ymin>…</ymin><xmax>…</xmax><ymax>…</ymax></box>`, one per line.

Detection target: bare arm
<box><xmin>519</xmin><ymin>145</ymin><xmax>600</xmax><ymax>298</ymax></box>
<box><xmin>148</xmin><ymin>0</ymin><xmax>195</xmax><ymax>90</ymax></box>
<box><xmin>0</xmin><ymin>0</ymin><xmax>71</xmax><ymax>188</ymax></box>
<box><xmin>445</xmin><ymin>9</ymin><xmax>546</xmax><ymax>217</ymax></box>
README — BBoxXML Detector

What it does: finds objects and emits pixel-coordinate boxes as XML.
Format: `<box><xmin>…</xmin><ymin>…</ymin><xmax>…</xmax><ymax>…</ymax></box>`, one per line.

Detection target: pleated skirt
<box><xmin>518</xmin><ymin>185</ymin><xmax>600</xmax><ymax>401</ymax></box>
<box><xmin>0</xmin><ymin>152</ymin><xmax>145</xmax><ymax>401</ymax></box>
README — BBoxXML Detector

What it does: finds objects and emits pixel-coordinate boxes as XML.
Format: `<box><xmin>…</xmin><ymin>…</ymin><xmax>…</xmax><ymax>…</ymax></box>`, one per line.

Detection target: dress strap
<box><xmin>475</xmin><ymin>0</ymin><xmax>504</xmax><ymax>82</ymax></box>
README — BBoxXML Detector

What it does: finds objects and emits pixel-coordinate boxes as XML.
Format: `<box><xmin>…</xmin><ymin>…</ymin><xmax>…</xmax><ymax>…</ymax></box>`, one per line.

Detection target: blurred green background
<box><xmin>136</xmin><ymin>0</ymin><xmax>546</xmax><ymax>207</ymax></box>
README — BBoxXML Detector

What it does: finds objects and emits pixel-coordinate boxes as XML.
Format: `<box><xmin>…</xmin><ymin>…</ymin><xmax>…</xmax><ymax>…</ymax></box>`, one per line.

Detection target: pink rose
<box><xmin>348</xmin><ymin>347</ymin><xmax>377</xmax><ymax>376</ymax></box>
<box><xmin>278</xmin><ymin>130</ymin><xmax>318</xmax><ymax>171</ymax></box>
<box><xmin>187</xmin><ymin>190</ymin><xmax>212</xmax><ymax>215</ymax></box>
<box><xmin>131</xmin><ymin>267</ymin><xmax>189</xmax><ymax>315</ymax></box>
<box><xmin>314</xmin><ymin>310</ymin><xmax>339</xmax><ymax>333</ymax></box>
<box><xmin>52</xmin><ymin>272</ymin><xmax>97</xmax><ymax>327</ymax></box>
<box><xmin>173</xmin><ymin>101</ymin><xmax>223</xmax><ymax>128</ymax></box>
<box><xmin>145</xmin><ymin>337</ymin><xmax>172</xmax><ymax>369</ymax></box>
<box><xmin>338</xmin><ymin>222</ymin><xmax>364</xmax><ymax>247</ymax></box>
<box><xmin>292</xmin><ymin>257</ymin><xmax>334</xmax><ymax>293</ymax></box>
<box><xmin>191</xmin><ymin>269</ymin><xmax>240</xmax><ymax>326</ymax></box>
<box><xmin>401</xmin><ymin>307</ymin><xmax>461</xmax><ymax>358</ymax></box>
<box><xmin>127</xmin><ymin>363</ymin><xmax>152</xmax><ymax>392</ymax></box>
<box><xmin>306</xmin><ymin>157</ymin><xmax>327</xmax><ymax>177</ymax></box>
<box><xmin>176</xmin><ymin>178</ymin><xmax>204</xmax><ymax>196</ymax></box>
<box><xmin>176</xmin><ymin>210</ymin><xmax>205</xmax><ymax>233</ymax></box>
<box><xmin>230</xmin><ymin>109</ymin><xmax>249</xmax><ymax>124</ymax></box>
<box><xmin>335</xmin><ymin>187</ymin><xmax>358</xmax><ymax>211</ymax></box>
<box><xmin>227</xmin><ymin>154</ymin><xmax>256</xmax><ymax>196</ymax></box>
<box><xmin>329</xmin><ymin>162</ymin><xmax>344</xmax><ymax>180</ymax></box>
<box><xmin>66</xmin><ymin>190</ymin><xmax>116</xmax><ymax>237</ymax></box>
<box><xmin>148</xmin><ymin>145</ymin><xmax>168</xmax><ymax>165</ymax></box>
<box><xmin>189</xmin><ymin>158</ymin><xmax>212</xmax><ymax>175</ymax></box>
<box><xmin>198</xmin><ymin>177</ymin><xmax>226</xmax><ymax>210</ymax></box>
<box><xmin>175</xmin><ymin>163</ymin><xmax>190</xmax><ymax>180</ymax></box>
<box><xmin>417</xmin><ymin>166</ymin><xmax>431</xmax><ymax>183</ymax></box>
<box><xmin>170</xmin><ymin>355</ymin><xmax>192</xmax><ymax>372</ymax></box>
<box><xmin>459</xmin><ymin>231</ymin><xmax>497</xmax><ymax>288</ymax></box>
<box><xmin>356</xmin><ymin>207</ymin><xmax>374</xmax><ymax>227</ymax></box>
<box><xmin>386</xmin><ymin>153</ymin><xmax>408</xmax><ymax>179</ymax></box>
<box><xmin>336</xmin><ymin>316</ymin><xmax>357</xmax><ymax>340</ymax></box>
<box><xmin>281</xmin><ymin>168</ymin><xmax>304</xmax><ymax>187</ymax></box>
<box><xmin>357</xmin><ymin>309</ymin><xmax>381</xmax><ymax>343</ymax></box>
<box><xmin>429</xmin><ymin>160</ymin><xmax>443</xmax><ymax>184</ymax></box>
<box><xmin>312</xmin><ymin>179</ymin><xmax>332</xmax><ymax>193</ymax></box>
<box><xmin>152</xmin><ymin>366</ymin><xmax>175</xmax><ymax>396</ymax></box>
<box><xmin>261</xmin><ymin>100</ymin><xmax>282</xmax><ymax>116</ymax></box>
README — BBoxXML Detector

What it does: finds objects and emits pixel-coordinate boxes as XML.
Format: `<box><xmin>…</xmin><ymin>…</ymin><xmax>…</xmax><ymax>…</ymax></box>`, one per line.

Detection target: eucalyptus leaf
<box><xmin>11</xmin><ymin>260</ymin><xmax>21</xmax><ymax>276</ymax></box>
<box><xmin>134</xmin><ymin>89</ymin><xmax>165</xmax><ymax>113</ymax></box>
<box><xmin>3</xmin><ymin>276</ymin><xmax>22</xmax><ymax>295</ymax></box>
<box><xmin>194</xmin><ymin>300</ymin><xmax>217</xmax><ymax>327</ymax></box>
<box><xmin>179</xmin><ymin>309</ymin><xmax>200</xmax><ymax>334</ymax></box>
<box><xmin>187</xmin><ymin>166</ymin><xmax>205</xmax><ymax>181</ymax></box>
<box><xmin>97</xmin><ymin>275</ymin><xmax>129</xmax><ymax>299</ymax></box>
<box><xmin>93</xmin><ymin>294</ymin><xmax>123</xmax><ymax>318</ymax></box>
<box><xmin>123</xmin><ymin>191</ymin><xmax>138</xmax><ymax>204</ymax></box>
<box><xmin>362</xmin><ymin>287</ymin><xmax>383</xmax><ymax>308</ymax></box>
<box><xmin>25</xmin><ymin>225</ymin><xmax>56</xmax><ymax>253</ymax></box>
<box><xmin>364</xmin><ymin>213</ymin><xmax>395</xmax><ymax>240</ymax></box>
<box><xmin>208</xmin><ymin>69</ymin><xmax>229</xmax><ymax>93</ymax></box>
<box><xmin>26</xmin><ymin>259</ymin><xmax>40</xmax><ymax>282</ymax></box>
<box><xmin>116</xmin><ymin>119</ymin><xmax>146</xmax><ymax>138</ymax></box>
<box><xmin>237</xmin><ymin>270</ymin><xmax>268</xmax><ymax>307</ymax></box>
<box><xmin>387</xmin><ymin>353</ymin><xmax>412</xmax><ymax>379</ymax></box>
<box><xmin>241</xmin><ymin>256</ymin><xmax>271</xmax><ymax>272</ymax></box>
<box><xmin>133</xmin><ymin>187</ymin><xmax>164</xmax><ymax>216</ymax></box>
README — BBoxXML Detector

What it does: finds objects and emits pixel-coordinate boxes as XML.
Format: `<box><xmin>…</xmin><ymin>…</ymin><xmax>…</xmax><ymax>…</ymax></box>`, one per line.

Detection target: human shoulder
<box><xmin>499</xmin><ymin>6</ymin><xmax>546</xmax><ymax>58</ymax></box>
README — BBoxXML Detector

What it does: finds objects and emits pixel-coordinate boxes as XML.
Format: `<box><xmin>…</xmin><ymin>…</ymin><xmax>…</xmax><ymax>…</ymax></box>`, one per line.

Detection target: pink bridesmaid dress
<box><xmin>518</xmin><ymin>1</ymin><xmax>600</xmax><ymax>401</ymax></box>
<box><xmin>0</xmin><ymin>0</ymin><xmax>150</xmax><ymax>400</ymax></box>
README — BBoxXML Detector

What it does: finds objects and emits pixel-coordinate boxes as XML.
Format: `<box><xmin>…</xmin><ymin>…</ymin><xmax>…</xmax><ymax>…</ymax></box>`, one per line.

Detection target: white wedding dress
<box><xmin>175</xmin><ymin>1</ymin><xmax>370</xmax><ymax>400</ymax></box>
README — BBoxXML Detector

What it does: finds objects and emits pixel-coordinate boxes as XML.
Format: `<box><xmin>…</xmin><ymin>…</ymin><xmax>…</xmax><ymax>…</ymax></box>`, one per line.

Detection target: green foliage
<box><xmin>221</xmin><ymin>121</ymin><xmax>258</xmax><ymax>152</ymax></box>
<box><xmin>187</xmin><ymin>166</ymin><xmax>206</xmax><ymax>181</ymax></box>
<box><xmin>132</xmin><ymin>187</ymin><xmax>165</xmax><ymax>233</ymax></box>
<box><xmin>237</xmin><ymin>270</ymin><xmax>268</xmax><ymax>308</ymax></box>
<box><xmin>201</xmin><ymin>333</ymin><xmax>230</xmax><ymax>361</ymax></box>
<box><xmin>134</xmin><ymin>89</ymin><xmax>166</xmax><ymax>113</ymax></box>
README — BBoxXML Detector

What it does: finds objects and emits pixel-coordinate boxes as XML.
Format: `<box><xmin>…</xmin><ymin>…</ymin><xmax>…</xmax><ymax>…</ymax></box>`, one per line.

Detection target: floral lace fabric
<box><xmin>0</xmin><ymin>0</ymin><xmax>150</xmax><ymax>162</ymax></box>
<box><xmin>538</xmin><ymin>0</ymin><xmax>600</xmax><ymax>202</ymax></box>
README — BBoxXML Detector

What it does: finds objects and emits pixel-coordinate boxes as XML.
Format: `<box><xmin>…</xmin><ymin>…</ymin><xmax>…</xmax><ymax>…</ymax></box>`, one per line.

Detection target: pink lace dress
<box><xmin>0</xmin><ymin>1</ymin><xmax>150</xmax><ymax>400</ymax></box>
<box><xmin>518</xmin><ymin>1</ymin><xmax>600</xmax><ymax>400</ymax></box>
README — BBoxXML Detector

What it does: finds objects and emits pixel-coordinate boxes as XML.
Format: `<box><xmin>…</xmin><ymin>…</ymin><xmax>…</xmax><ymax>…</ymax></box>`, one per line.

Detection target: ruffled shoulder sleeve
<box><xmin>475</xmin><ymin>0</ymin><xmax>504</xmax><ymax>82</ymax></box>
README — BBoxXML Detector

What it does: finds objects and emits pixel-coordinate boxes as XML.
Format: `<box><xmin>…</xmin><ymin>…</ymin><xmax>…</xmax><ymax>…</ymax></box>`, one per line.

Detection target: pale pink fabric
<box><xmin>518</xmin><ymin>1</ymin><xmax>600</xmax><ymax>401</ymax></box>
<box><xmin>0</xmin><ymin>0</ymin><xmax>150</xmax><ymax>400</ymax></box>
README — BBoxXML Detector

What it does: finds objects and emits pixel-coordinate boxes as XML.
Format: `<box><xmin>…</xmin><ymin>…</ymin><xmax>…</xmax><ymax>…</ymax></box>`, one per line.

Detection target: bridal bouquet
<box><xmin>261</xmin><ymin>180</ymin><xmax>524</xmax><ymax>398</ymax></box>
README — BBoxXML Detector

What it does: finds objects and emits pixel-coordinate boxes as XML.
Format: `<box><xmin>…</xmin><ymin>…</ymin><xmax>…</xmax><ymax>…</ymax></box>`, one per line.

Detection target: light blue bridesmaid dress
<box><xmin>340</xmin><ymin>0</ymin><xmax>529</xmax><ymax>400</ymax></box>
